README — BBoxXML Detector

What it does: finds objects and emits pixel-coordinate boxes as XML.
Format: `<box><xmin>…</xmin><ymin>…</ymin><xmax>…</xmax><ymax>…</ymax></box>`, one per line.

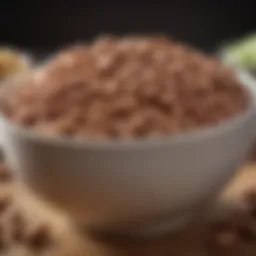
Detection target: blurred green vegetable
<box><xmin>224</xmin><ymin>34</ymin><xmax>256</xmax><ymax>70</ymax></box>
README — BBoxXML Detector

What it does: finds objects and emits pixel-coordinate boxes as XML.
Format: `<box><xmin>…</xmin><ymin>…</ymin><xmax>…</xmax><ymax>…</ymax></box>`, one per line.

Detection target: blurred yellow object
<box><xmin>0</xmin><ymin>47</ymin><xmax>31</xmax><ymax>80</ymax></box>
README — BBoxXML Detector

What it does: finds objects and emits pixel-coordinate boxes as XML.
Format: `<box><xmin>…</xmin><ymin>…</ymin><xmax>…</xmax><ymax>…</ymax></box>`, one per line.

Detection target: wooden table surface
<box><xmin>1</xmin><ymin>163</ymin><xmax>256</xmax><ymax>256</ymax></box>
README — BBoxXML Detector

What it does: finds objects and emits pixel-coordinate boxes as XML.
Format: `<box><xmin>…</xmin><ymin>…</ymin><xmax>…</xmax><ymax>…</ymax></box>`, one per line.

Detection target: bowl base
<box><xmin>77</xmin><ymin>210</ymin><xmax>200</xmax><ymax>240</ymax></box>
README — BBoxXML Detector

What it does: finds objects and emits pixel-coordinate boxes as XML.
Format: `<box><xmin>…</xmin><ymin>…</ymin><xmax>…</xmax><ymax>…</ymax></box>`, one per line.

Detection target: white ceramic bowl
<box><xmin>0</xmin><ymin>71</ymin><xmax>256</xmax><ymax>237</ymax></box>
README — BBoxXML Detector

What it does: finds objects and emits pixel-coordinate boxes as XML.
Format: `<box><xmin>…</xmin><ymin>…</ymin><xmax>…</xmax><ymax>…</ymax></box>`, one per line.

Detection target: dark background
<box><xmin>0</xmin><ymin>1</ymin><xmax>255</xmax><ymax>57</ymax></box>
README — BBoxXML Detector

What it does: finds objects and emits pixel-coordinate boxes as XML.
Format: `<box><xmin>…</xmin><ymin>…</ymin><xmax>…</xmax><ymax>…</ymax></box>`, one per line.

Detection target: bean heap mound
<box><xmin>0</xmin><ymin>36</ymin><xmax>249</xmax><ymax>139</ymax></box>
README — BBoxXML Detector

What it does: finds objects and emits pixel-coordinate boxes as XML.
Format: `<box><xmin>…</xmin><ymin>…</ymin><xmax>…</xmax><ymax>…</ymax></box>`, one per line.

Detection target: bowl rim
<box><xmin>0</xmin><ymin>69</ymin><xmax>255</xmax><ymax>150</ymax></box>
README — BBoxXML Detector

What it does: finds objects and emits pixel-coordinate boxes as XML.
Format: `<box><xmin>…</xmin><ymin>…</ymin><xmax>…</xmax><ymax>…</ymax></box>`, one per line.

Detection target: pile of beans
<box><xmin>0</xmin><ymin>35</ymin><xmax>249</xmax><ymax>139</ymax></box>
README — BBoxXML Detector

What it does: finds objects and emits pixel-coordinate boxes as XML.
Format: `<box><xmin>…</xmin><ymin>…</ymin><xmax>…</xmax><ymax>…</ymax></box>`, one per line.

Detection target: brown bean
<box><xmin>0</xmin><ymin>35</ymin><xmax>248</xmax><ymax>139</ymax></box>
